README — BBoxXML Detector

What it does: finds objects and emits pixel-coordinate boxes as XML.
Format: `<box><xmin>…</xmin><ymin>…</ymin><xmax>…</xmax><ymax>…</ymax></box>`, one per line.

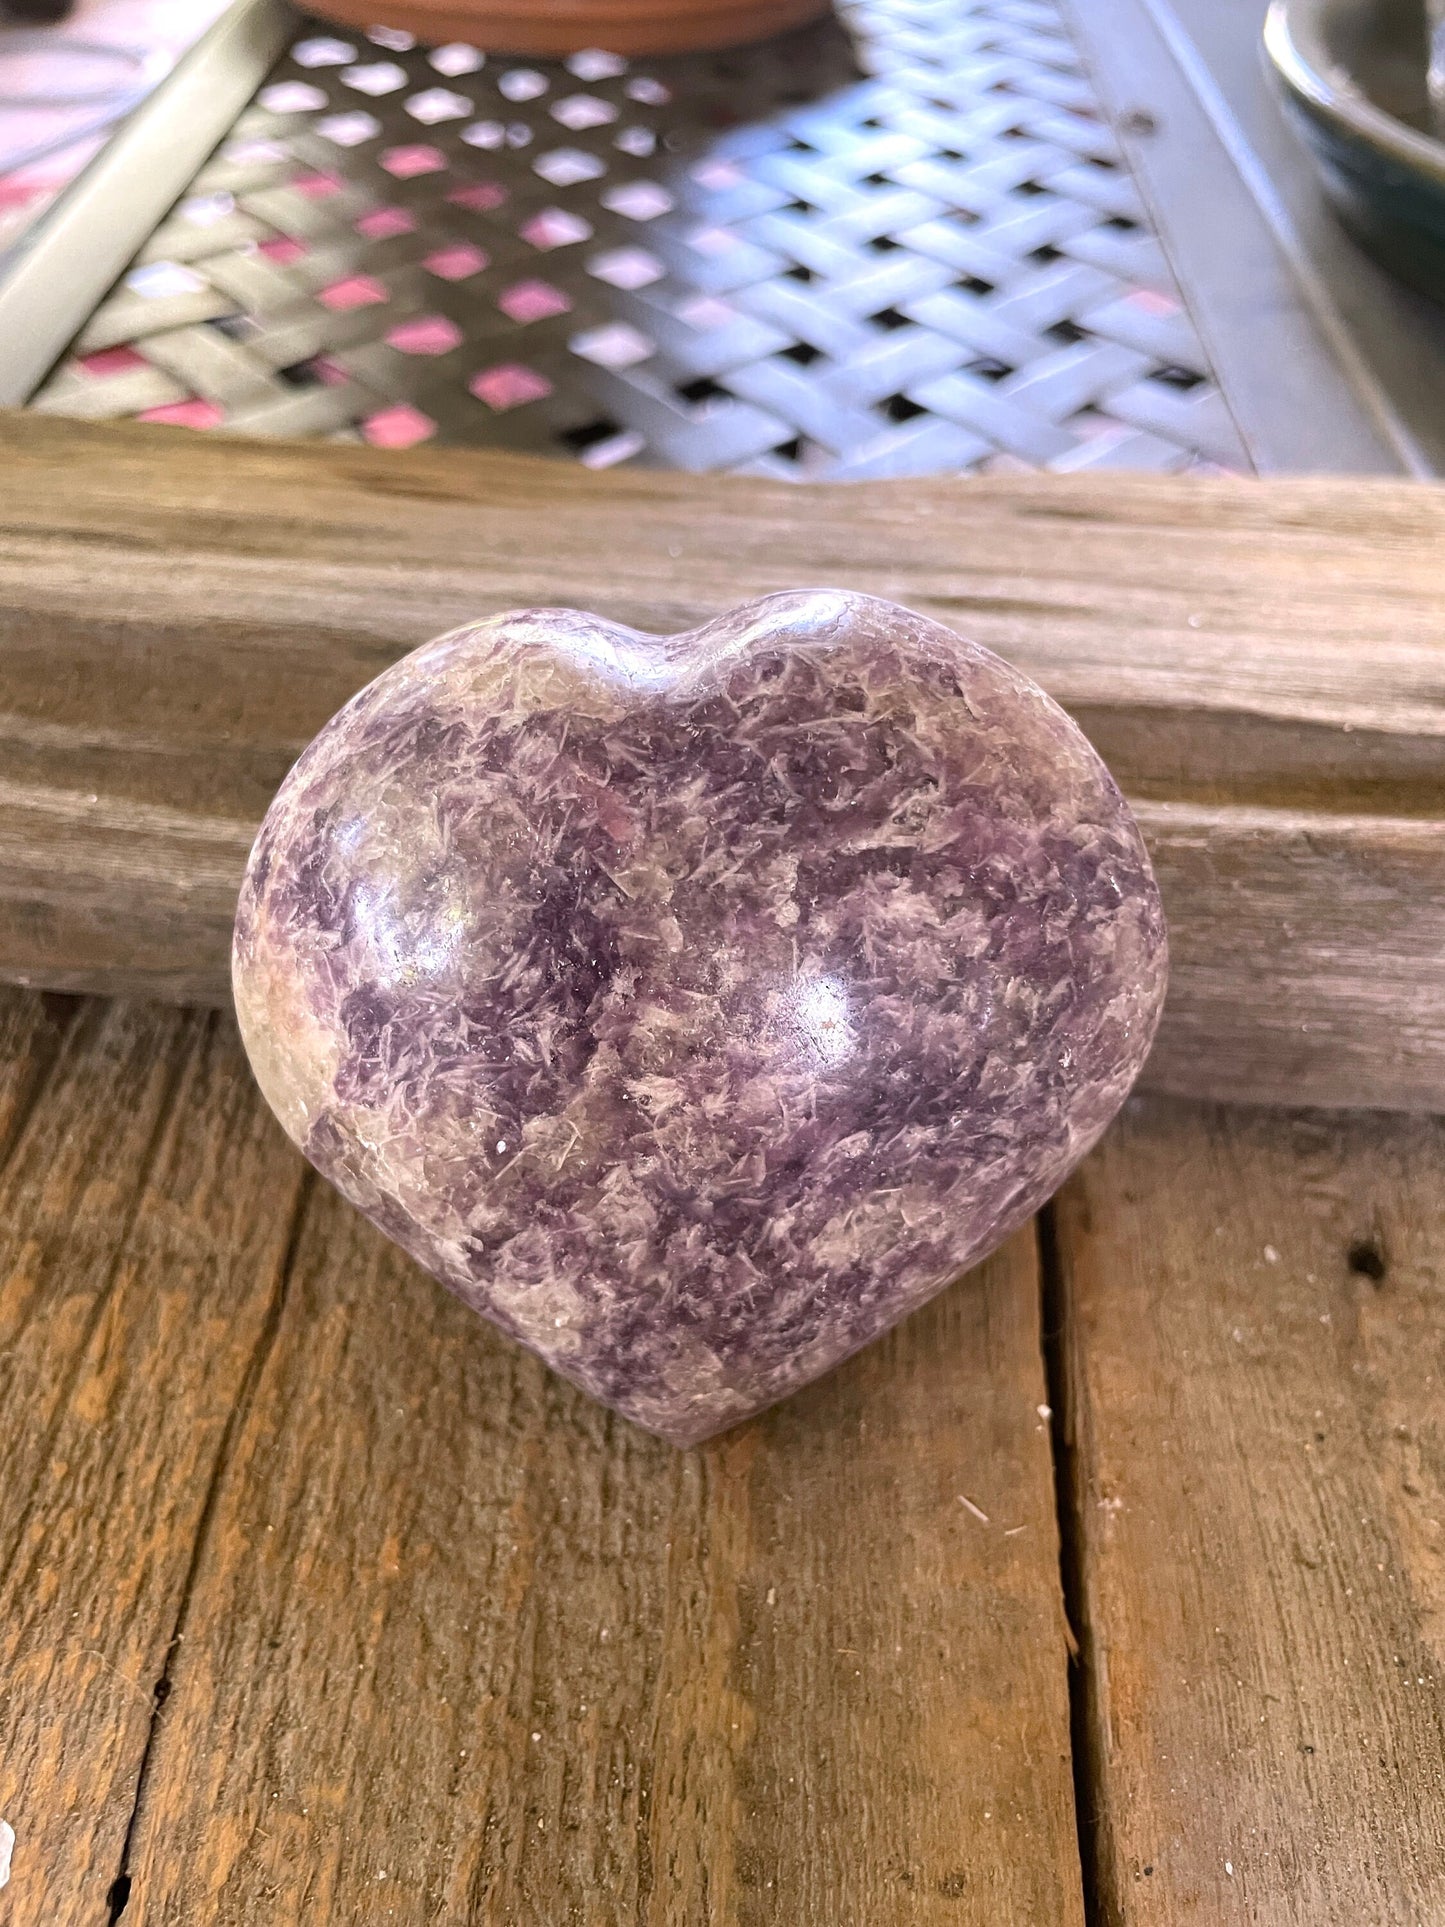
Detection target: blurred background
<box><xmin>2</xmin><ymin>0</ymin><xmax>1442</xmax><ymax>473</ymax></box>
<box><xmin>0</xmin><ymin>0</ymin><xmax>228</xmax><ymax>254</ymax></box>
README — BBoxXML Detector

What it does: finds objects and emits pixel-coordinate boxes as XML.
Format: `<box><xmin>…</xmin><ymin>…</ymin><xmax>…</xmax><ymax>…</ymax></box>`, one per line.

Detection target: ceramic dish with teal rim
<box><xmin>1266</xmin><ymin>0</ymin><xmax>1445</xmax><ymax>298</ymax></box>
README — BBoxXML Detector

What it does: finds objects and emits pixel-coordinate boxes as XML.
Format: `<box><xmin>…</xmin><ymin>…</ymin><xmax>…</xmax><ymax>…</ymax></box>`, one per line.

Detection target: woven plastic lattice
<box><xmin>32</xmin><ymin>0</ymin><xmax>1248</xmax><ymax>476</ymax></box>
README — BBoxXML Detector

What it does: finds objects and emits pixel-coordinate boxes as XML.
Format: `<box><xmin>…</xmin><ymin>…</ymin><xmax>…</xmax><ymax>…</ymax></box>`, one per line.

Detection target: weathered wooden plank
<box><xmin>0</xmin><ymin>993</ymin><xmax>308</xmax><ymax>1925</ymax></box>
<box><xmin>2</xmin><ymin>413</ymin><xmax>1444</xmax><ymax>1109</ymax></box>
<box><xmin>114</xmin><ymin>1188</ymin><xmax>1079</xmax><ymax>1927</ymax></box>
<box><xmin>1052</xmin><ymin>1097</ymin><xmax>1445</xmax><ymax>1924</ymax></box>
<box><xmin>1132</xmin><ymin>805</ymin><xmax>1445</xmax><ymax>1112</ymax></box>
<box><xmin>0</xmin><ymin>988</ymin><xmax>74</xmax><ymax>1172</ymax></box>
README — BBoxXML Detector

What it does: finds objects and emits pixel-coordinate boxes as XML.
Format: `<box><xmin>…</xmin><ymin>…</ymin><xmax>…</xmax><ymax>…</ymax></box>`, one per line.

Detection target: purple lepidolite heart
<box><xmin>234</xmin><ymin>590</ymin><xmax>1166</xmax><ymax>1444</ymax></box>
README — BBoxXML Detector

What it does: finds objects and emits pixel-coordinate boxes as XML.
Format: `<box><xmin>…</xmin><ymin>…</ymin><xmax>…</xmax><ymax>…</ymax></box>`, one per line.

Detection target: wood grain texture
<box><xmin>1051</xmin><ymin>1097</ymin><xmax>1445</xmax><ymax>1924</ymax></box>
<box><xmin>0</xmin><ymin>983</ymin><xmax>1080</xmax><ymax>1926</ymax></box>
<box><xmin>0</xmin><ymin>991</ymin><xmax>308</xmax><ymax>1926</ymax></box>
<box><xmin>3</xmin><ymin>409</ymin><xmax>1445</xmax><ymax>1109</ymax></box>
<box><xmin>118</xmin><ymin>1200</ymin><xmax>1078</xmax><ymax>1927</ymax></box>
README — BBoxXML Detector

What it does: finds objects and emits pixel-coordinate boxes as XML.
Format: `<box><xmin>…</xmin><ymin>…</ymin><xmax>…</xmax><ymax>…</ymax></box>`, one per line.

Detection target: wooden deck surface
<box><xmin>0</xmin><ymin>985</ymin><xmax>1441</xmax><ymax>1923</ymax></box>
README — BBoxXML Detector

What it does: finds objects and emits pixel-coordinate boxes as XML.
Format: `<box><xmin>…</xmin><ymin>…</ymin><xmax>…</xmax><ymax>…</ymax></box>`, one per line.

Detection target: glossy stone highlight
<box><xmin>234</xmin><ymin>591</ymin><xmax>1167</xmax><ymax>1444</ymax></box>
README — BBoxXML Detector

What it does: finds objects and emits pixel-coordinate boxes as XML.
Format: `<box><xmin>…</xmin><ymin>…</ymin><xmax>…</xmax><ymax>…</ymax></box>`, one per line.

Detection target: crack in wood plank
<box><xmin>109</xmin><ymin>1201</ymin><xmax>1080</xmax><ymax>1926</ymax></box>
<box><xmin>0</xmin><ymin>1001</ymin><xmax>313</xmax><ymax>1927</ymax></box>
<box><xmin>101</xmin><ymin>1169</ymin><xmax>315</xmax><ymax>1926</ymax></box>
<box><xmin>1040</xmin><ymin>1202</ymin><xmax>1114</xmax><ymax>1927</ymax></box>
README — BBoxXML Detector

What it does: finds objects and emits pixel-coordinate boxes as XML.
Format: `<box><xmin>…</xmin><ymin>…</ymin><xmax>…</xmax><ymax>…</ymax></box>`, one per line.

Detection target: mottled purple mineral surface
<box><xmin>234</xmin><ymin>591</ymin><xmax>1167</xmax><ymax>1444</ymax></box>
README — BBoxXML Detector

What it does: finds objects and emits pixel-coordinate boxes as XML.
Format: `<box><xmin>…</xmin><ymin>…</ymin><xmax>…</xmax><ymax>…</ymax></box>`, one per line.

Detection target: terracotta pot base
<box><xmin>313</xmin><ymin>0</ymin><xmax>832</xmax><ymax>56</ymax></box>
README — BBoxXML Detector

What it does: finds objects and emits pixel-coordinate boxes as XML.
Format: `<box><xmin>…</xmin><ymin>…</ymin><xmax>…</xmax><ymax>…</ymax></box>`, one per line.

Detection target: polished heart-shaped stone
<box><xmin>234</xmin><ymin>591</ymin><xmax>1167</xmax><ymax>1445</ymax></box>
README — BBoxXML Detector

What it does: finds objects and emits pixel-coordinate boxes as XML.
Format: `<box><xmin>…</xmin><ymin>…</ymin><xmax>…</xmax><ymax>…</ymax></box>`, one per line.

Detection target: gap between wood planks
<box><xmin>74</xmin><ymin>1190</ymin><xmax>1109</xmax><ymax>1926</ymax></box>
<box><xmin>37</xmin><ymin>982</ymin><xmax>1407</xmax><ymax>1927</ymax></box>
<box><xmin>0</xmin><ymin>981</ymin><xmax>1079</xmax><ymax>1926</ymax></box>
<box><xmin>0</xmin><ymin>1002</ymin><xmax>1097</xmax><ymax>1925</ymax></box>
<box><xmin>8</xmin><ymin>995</ymin><xmax>1439</xmax><ymax>1924</ymax></box>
